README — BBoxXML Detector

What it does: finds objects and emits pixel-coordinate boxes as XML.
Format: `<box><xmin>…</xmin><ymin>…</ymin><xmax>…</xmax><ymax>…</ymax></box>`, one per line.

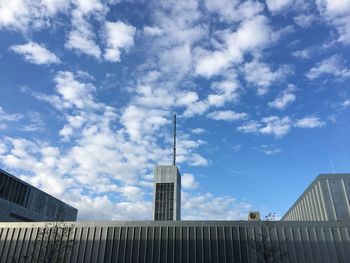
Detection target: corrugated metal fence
<box><xmin>1</xmin><ymin>221</ymin><xmax>350</xmax><ymax>262</ymax></box>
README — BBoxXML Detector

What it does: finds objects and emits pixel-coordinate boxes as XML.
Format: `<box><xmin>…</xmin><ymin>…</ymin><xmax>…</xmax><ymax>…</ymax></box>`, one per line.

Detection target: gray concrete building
<box><xmin>1</xmin><ymin>220</ymin><xmax>350</xmax><ymax>263</ymax></box>
<box><xmin>153</xmin><ymin>165</ymin><xmax>181</xmax><ymax>221</ymax></box>
<box><xmin>0</xmin><ymin>169</ymin><xmax>77</xmax><ymax>222</ymax></box>
<box><xmin>282</xmin><ymin>173</ymin><xmax>350</xmax><ymax>221</ymax></box>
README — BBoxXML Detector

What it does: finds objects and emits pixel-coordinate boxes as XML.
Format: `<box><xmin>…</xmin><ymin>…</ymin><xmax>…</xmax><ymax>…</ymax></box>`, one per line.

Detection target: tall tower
<box><xmin>153</xmin><ymin>114</ymin><xmax>181</xmax><ymax>221</ymax></box>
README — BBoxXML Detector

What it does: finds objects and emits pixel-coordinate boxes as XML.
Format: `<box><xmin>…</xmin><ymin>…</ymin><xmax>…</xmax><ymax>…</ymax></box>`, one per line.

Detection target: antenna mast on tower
<box><xmin>173</xmin><ymin>113</ymin><xmax>176</xmax><ymax>166</ymax></box>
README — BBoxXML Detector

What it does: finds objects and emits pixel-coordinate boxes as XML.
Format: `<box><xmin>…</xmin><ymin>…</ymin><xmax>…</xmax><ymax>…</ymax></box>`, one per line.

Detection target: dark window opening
<box><xmin>9</xmin><ymin>213</ymin><xmax>34</xmax><ymax>222</ymax></box>
<box><xmin>155</xmin><ymin>183</ymin><xmax>174</xmax><ymax>221</ymax></box>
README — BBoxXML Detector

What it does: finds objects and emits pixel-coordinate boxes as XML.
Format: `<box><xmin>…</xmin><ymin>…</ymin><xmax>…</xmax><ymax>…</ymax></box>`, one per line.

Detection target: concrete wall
<box><xmin>153</xmin><ymin>165</ymin><xmax>181</xmax><ymax>221</ymax></box>
<box><xmin>283</xmin><ymin>174</ymin><xmax>350</xmax><ymax>221</ymax></box>
<box><xmin>1</xmin><ymin>220</ymin><xmax>350</xmax><ymax>263</ymax></box>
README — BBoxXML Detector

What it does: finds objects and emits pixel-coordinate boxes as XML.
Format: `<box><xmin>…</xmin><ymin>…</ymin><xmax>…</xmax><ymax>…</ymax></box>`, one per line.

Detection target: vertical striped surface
<box><xmin>1</xmin><ymin>220</ymin><xmax>350</xmax><ymax>262</ymax></box>
<box><xmin>283</xmin><ymin>174</ymin><xmax>350</xmax><ymax>221</ymax></box>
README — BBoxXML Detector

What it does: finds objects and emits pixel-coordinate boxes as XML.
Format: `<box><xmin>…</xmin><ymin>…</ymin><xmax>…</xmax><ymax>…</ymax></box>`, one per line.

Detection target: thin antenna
<box><xmin>330</xmin><ymin>160</ymin><xmax>335</xmax><ymax>174</ymax></box>
<box><xmin>173</xmin><ymin>113</ymin><xmax>176</xmax><ymax>166</ymax></box>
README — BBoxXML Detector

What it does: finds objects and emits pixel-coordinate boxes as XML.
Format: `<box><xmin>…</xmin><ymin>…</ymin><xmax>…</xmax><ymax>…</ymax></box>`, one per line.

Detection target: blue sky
<box><xmin>0</xmin><ymin>0</ymin><xmax>350</xmax><ymax>220</ymax></box>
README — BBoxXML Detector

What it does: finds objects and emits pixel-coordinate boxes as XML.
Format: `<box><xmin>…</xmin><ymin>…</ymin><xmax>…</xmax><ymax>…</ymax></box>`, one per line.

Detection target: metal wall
<box><xmin>1</xmin><ymin>220</ymin><xmax>350</xmax><ymax>263</ymax></box>
<box><xmin>0</xmin><ymin>169</ymin><xmax>77</xmax><ymax>222</ymax></box>
<box><xmin>282</xmin><ymin>174</ymin><xmax>350</xmax><ymax>221</ymax></box>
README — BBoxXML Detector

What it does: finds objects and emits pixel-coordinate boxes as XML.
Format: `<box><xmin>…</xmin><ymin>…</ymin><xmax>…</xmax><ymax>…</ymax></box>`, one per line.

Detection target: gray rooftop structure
<box><xmin>1</xmin><ymin>220</ymin><xmax>350</xmax><ymax>263</ymax></box>
<box><xmin>0</xmin><ymin>169</ymin><xmax>77</xmax><ymax>222</ymax></box>
<box><xmin>282</xmin><ymin>173</ymin><xmax>350</xmax><ymax>221</ymax></box>
<box><xmin>153</xmin><ymin>165</ymin><xmax>181</xmax><ymax>221</ymax></box>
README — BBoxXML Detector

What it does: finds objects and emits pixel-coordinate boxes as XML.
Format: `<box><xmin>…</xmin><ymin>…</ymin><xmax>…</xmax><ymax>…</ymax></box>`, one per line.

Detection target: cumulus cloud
<box><xmin>317</xmin><ymin>0</ymin><xmax>350</xmax><ymax>44</ymax></box>
<box><xmin>238</xmin><ymin>116</ymin><xmax>291</xmax><ymax>138</ymax></box>
<box><xmin>143</xmin><ymin>26</ymin><xmax>163</xmax><ymax>36</ymax></box>
<box><xmin>268</xmin><ymin>84</ymin><xmax>296</xmax><ymax>109</ymax></box>
<box><xmin>243</xmin><ymin>60</ymin><xmax>293</xmax><ymax>95</ymax></box>
<box><xmin>207</xmin><ymin>80</ymin><xmax>240</xmax><ymax>107</ymax></box>
<box><xmin>292</xmin><ymin>47</ymin><xmax>314</xmax><ymax>60</ymax></box>
<box><xmin>191</xmin><ymin>128</ymin><xmax>206</xmax><ymax>135</ymax></box>
<box><xmin>207</xmin><ymin>110</ymin><xmax>248</xmax><ymax>121</ymax></box>
<box><xmin>195</xmin><ymin>15</ymin><xmax>273</xmax><ymax>78</ymax></box>
<box><xmin>0</xmin><ymin>107</ymin><xmax>23</xmax><ymax>122</ymax></box>
<box><xmin>10</xmin><ymin>41</ymin><xmax>60</xmax><ymax>65</ymax></box>
<box><xmin>237</xmin><ymin>121</ymin><xmax>262</xmax><ymax>134</ymax></box>
<box><xmin>341</xmin><ymin>99</ymin><xmax>350</xmax><ymax>108</ymax></box>
<box><xmin>266</xmin><ymin>0</ymin><xmax>293</xmax><ymax>14</ymax></box>
<box><xmin>294</xmin><ymin>117</ymin><xmax>326</xmax><ymax>128</ymax></box>
<box><xmin>65</xmin><ymin>10</ymin><xmax>102</xmax><ymax>59</ymax></box>
<box><xmin>306</xmin><ymin>55</ymin><xmax>350</xmax><ymax>80</ymax></box>
<box><xmin>204</xmin><ymin>0</ymin><xmax>264</xmax><ymax>22</ymax></box>
<box><xmin>259</xmin><ymin>116</ymin><xmax>292</xmax><ymax>137</ymax></box>
<box><xmin>182</xmin><ymin>192</ymin><xmax>252</xmax><ymax>220</ymax></box>
<box><xmin>0</xmin><ymin>0</ymin><xmax>70</xmax><ymax>31</ymax></box>
<box><xmin>103</xmin><ymin>21</ymin><xmax>136</xmax><ymax>62</ymax></box>
<box><xmin>238</xmin><ymin>115</ymin><xmax>326</xmax><ymax>137</ymax></box>
<box><xmin>181</xmin><ymin>173</ymin><xmax>199</xmax><ymax>190</ymax></box>
<box><xmin>257</xmin><ymin>144</ymin><xmax>281</xmax><ymax>155</ymax></box>
<box><xmin>293</xmin><ymin>14</ymin><xmax>317</xmax><ymax>28</ymax></box>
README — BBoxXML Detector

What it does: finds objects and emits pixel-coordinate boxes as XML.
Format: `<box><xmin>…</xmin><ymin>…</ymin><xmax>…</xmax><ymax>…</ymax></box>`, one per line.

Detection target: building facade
<box><xmin>1</xmin><ymin>220</ymin><xmax>350</xmax><ymax>263</ymax></box>
<box><xmin>153</xmin><ymin>165</ymin><xmax>181</xmax><ymax>221</ymax></box>
<box><xmin>0</xmin><ymin>169</ymin><xmax>77</xmax><ymax>222</ymax></box>
<box><xmin>282</xmin><ymin>173</ymin><xmax>350</xmax><ymax>221</ymax></box>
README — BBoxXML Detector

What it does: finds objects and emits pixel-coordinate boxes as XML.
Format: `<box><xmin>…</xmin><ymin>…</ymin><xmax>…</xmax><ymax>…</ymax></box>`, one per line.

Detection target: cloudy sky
<box><xmin>0</xmin><ymin>0</ymin><xmax>350</xmax><ymax>221</ymax></box>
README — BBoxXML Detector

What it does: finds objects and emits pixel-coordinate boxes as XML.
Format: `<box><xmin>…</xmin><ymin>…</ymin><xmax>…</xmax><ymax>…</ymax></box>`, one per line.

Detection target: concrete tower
<box><xmin>153</xmin><ymin>165</ymin><xmax>181</xmax><ymax>220</ymax></box>
<box><xmin>153</xmin><ymin>114</ymin><xmax>181</xmax><ymax>221</ymax></box>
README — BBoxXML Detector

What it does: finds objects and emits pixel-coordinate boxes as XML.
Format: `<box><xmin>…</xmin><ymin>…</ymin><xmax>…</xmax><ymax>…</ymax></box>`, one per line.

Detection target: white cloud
<box><xmin>195</xmin><ymin>15</ymin><xmax>272</xmax><ymax>78</ymax></box>
<box><xmin>294</xmin><ymin>117</ymin><xmax>326</xmax><ymax>128</ymax></box>
<box><xmin>306</xmin><ymin>55</ymin><xmax>350</xmax><ymax>80</ymax></box>
<box><xmin>0</xmin><ymin>0</ymin><xmax>70</xmax><ymax>31</ymax></box>
<box><xmin>317</xmin><ymin>0</ymin><xmax>350</xmax><ymax>44</ymax></box>
<box><xmin>54</xmin><ymin>71</ymin><xmax>98</xmax><ymax>110</ymax></box>
<box><xmin>268</xmin><ymin>93</ymin><xmax>295</xmax><ymax>109</ymax></box>
<box><xmin>238</xmin><ymin>115</ymin><xmax>327</xmax><ymax>137</ymax></box>
<box><xmin>258</xmin><ymin>144</ymin><xmax>281</xmax><ymax>155</ymax></box>
<box><xmin>293</xmin><ymin>14</ymin><xmax>317</xmax><ymax>28</ymax></box>
<box><xmin>182</xmin><ymin>100</ymin><xmax>209</xmax><ymax>118</ymax></box>
<box><xmin>143</xmin><ymin>26</ymin><xmax>163</xmax><ymax>36</ymax></box>
<box><xmin>65</xmin><ymin>0</ymin><xmax>108</xmax><ymax>60</ymax></box>
<box><xmin>0</xmin><ymin>107</ymin><xmax>23</xmax><ymax>122</ymax></box>
<box><xmin>266</xmin><ymin>0</ymin><xmax>293</xmax><ymax>13</ymax></box>
<box><xmin>207</xmin><ymin>110</ymin><xmax>248</xmax><ymax>121</ymax></box>
<box><xmin>181</xmin><ymin>173</ymin><xmax>199</xmax><ymax>189</ymax></box>
<box><xmin>10</xmin><ymin>41</ymin><xmax>60</xmax><ymax>65</ymax></box>
<box><xmin>182</xmin><ymin>192</ymin><xmax>252</xmax><ymax>220</ymax></box>
<box><xmin>243</xmin><ymin>60</ymin><xmax>293</xmax><ymax>95</ymax></box>
<box><xmin>238</xmin><ymin>116</ymin><xmax>292</xmax><ymax>137</ymax></box>
<box><xmin>232</xmin><ymin>144</ymin><xmax>242</xmax><ymax>152</ymax></box>
<box><xmin>204</xmin><ymin>0</ymin><xmax>264</xmax><ymax>22</ymax></box>
<box><xmin>191</xmin><ymin>128</ymin><xmax>206</xmax><ymax>134</ymax></box>
<box><xmin>341</xmin><ymin>99</ymin><xmax>350</xmax><ymax>107</ymax></box>
<box><xmin>207</xmin><ymin>80</ymin><xmax>240</xmax><ymax>107</ymax></box>
<box><xmin>292</xmin><ymin>47</ymin><xmax>314</xmax><ymax>59</ymax></box>
<box><xmin>259</xmin><ymin>116</ymin><xmax>292</xmax><ymax>137</ymax></box>
<box><xmin>237</xmin><ymin>121</ymin><xmax>262</xmax><ymax>134</ymax></box>
<box><xmin>268</xmin><ymin>85</ymin><xmax>296</xmax><ymax>109</ymax></box>
<box><xmin>73</xmin><ymin>0</ymin><xmax>104</xmax><ymax>15</ymax></box>
<box><xmin>159</xmin><ymin>44</ymin><xmax>192</xmax><ymax>75</ymax></box>
<box><xmin>121</xmin><ymin>105</ymin><xmax>169</xmax><ymax>141</ymax></box>
<box><xmin>42</xmin><ymin>0</ymin><xmax>70</xmax><ymax>15</ymax></box>
<box><xmin>103</xmin><ymin>21</ymin><xmax>136</xmax><ymax>62</ymax></box>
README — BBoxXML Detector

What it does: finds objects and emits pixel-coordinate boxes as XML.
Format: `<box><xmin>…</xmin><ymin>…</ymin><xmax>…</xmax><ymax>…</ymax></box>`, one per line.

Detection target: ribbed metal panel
<box><xmin>283</xmin><ymin>174</ymin><xmax>350</xmax><ymax>221</ymax></box>
<box><xmin>1</xmin><ymin>220</ymin><xmax>350</xmax><ymax>262</ymax></box>
<box><xmin>0</xmin><ymin>169</ymin><xmax>77</xmax><ymax>222</ymax></box>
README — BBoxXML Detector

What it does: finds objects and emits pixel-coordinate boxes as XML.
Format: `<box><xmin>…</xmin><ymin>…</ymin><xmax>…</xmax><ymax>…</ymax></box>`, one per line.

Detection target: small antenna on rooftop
<box><xmin>330</xmin><ymin>160</ymin><xmax>335</xmax><ymax>174</ymax></box>
<box><xmin>173</xmin><ymin>113</ymin><xmax>176</xmax><ymax>166</ymax></box>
